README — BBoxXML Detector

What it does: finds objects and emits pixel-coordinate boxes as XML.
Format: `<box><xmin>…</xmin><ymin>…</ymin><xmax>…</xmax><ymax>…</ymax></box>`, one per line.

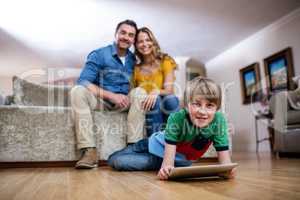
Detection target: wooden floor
<box><xmin>1</xmin><ymin>153</ymin><xmax>300</xmax><ymax>200</ymax></box>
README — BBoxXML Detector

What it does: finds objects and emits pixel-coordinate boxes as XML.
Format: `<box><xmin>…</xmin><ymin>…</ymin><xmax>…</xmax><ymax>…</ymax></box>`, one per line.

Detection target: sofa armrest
<box><xmin>0</xmin><ymin>105</ymin><xmax>75</xmax><ymax>161</ymax></box>
<box><xmin>270</xmin><ymin>92</ymin><xmax>289</xmax><ymax>151</ymax></box>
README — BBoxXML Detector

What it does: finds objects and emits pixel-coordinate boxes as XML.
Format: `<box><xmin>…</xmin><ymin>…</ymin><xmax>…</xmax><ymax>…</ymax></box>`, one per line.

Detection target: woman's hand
<box><xmin>141</xmin><ymin>90</ymin><xmax>160</xmax><ymax>111</ymax></box>
<box><xmin>157</xmin><ymin>165</ymin><xmax>174</xmax><ymax>180</ymax></box>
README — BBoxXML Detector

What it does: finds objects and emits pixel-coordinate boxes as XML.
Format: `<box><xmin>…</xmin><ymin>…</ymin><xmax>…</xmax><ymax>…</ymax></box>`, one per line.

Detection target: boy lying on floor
<box><xmin>108</xmin><ymin>76</ymin><xmax>236</xmax><ymax>180</ymax></box>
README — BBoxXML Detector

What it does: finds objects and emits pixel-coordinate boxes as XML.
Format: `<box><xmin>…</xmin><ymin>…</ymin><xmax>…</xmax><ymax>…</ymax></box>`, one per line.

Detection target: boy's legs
<box><xmin>174</xmin><ymin>158</ymin><xmax>192</xmax><ymax>167</ymax></box>
<box><xmin>111</xmin><ymin>152</ymin><xmax>162</xmax><ymax>171</ymax></box>
<box><xmin>108</xmin><ymin>139</ymin><xmax>163</xmax><ymax>171</ymax></box>
<box><xmin>108</xmin><ymin>137</ymin><xmax>192</xmax><ymax>171</ymax></box>
<box><xmin>127</xmin><ymin>87</ymin><xmax>147</xmax><ymax>143</ymax></box>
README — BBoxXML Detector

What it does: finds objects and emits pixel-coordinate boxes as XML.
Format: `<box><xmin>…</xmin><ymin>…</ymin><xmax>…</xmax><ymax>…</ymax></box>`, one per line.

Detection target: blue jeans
<box><xmin>145</xmin><ymin>94</ymin><xmax>179</xmax><ymax>137</ymax></box>
<box><xmin>107</xmin><ymin>139</ymin><xmax>191</xmax><ymax>171</ymax></box>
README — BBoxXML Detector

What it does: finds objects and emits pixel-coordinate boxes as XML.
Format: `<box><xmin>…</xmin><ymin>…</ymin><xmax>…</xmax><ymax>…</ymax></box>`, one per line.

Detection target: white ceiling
<box><xmin>1</xmin><ymin>0</ymin><xmax>300</xmax><ymax>69</ymax></box>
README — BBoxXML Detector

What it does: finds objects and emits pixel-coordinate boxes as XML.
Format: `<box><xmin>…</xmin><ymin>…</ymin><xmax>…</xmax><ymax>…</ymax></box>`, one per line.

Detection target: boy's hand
<box><xmin>217</xmin><ymin>150</ymin><xmax>236</xmax><ymax>179</ymax></box>
<box><xmin>157</xmin><ymin>165</ymin><xmax>174</xmax><ymax>180</ymax></box>
<box><xmin>219</xmin><ymin>167</ymin><xmax>237</xmax><ymax>179</ymax></box>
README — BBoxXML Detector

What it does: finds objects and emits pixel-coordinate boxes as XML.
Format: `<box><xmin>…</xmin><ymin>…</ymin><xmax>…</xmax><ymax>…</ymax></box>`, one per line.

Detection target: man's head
<box><xmin>184</xmin><ymin>76</ymin><xmax>222</xmax><ymax>128</ymax></box>
<box><xmin>115</xmin><ymin>19</ymin><xmax>138</xmax><ymax>51</ymax></box>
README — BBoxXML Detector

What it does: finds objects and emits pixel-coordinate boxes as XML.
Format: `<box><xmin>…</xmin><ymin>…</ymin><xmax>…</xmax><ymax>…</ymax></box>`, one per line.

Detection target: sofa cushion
<box><xmin>287</xmin><ymin>109</ymin><xmax>300</xmax><ymax>125</ymax></box>
<box><xmin>0</xmin><ymin>105</ymin><xmax>127</xmax><ymax>161</ymax></box>
<box><xmin>287</xmin><ymin>87</ymin><xmax>300</xmax><ymax>110</ymax></box>
<box><xmin>13</xmin><ymin>76</ymin><xmax>72</xmax><ymax>107</ymax></box>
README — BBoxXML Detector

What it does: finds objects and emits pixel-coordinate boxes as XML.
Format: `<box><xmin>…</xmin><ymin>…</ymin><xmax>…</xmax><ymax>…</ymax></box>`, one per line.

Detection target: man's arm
<box><xmin>78</xmin><ymin>51</ymin><xmax>130</xmax><ymax>109</ymax></box>
<box><xmin>157</xmin><ymin>143</ymin><xmax>177</xmax><ymax>180</ymax></box>
<box><xmin>86</xmin><ymin>83</ymin><xmax>130</xmax><ymax>108</ymax></box>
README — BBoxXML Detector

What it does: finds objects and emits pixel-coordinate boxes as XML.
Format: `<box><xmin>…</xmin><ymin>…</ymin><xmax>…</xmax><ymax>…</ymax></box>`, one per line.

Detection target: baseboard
<box><xmin>0</xmin><ymin>157</ymin><xmax>218</xmax><ymax>168</ymax></box>
<box><xmin>0</xmin><ymin>160</ymin><xmax>107</xmax><ymax>168</ymax></box>
<box><xmin>278</xmin><ymin>152</ymin><xmax>300</xmax><ymax>158</ymax></box>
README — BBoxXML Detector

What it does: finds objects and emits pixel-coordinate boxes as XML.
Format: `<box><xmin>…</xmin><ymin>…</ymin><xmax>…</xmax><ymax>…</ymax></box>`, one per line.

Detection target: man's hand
<box><xmin>157</xmin><ymin>165</ymin><xmax>174</xmax><ymax>180</ymax></box>
<box><xmin>86</xmin><ymin>84</ymin><xmax>130</xmax><ymax>109</ymax></box>
<box><xmin>110</xmin><ymin>93</ymin><xmax>130</xmax><ymax>109</ymax></box>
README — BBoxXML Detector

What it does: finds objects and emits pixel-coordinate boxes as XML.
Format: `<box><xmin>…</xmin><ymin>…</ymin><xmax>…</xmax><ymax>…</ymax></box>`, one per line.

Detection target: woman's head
<box><xmin>134</xmin><ymin>27</ymin><xmax>164</xmax><ymax>63</ymax></box>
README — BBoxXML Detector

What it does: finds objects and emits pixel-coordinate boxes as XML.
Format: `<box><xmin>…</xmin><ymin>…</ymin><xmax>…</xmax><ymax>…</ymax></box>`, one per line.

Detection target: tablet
<box><xmin>169</xmin><ymin>163</ymin><xmax>238</xmax><ymax>179</ymax></box>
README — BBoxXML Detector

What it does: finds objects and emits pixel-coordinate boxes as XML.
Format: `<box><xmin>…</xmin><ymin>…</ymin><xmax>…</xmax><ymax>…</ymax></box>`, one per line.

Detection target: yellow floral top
<box><xmin>132</xmin><ymin>56</ymin><xmax>177</xmax><ymax>94</ymax></box>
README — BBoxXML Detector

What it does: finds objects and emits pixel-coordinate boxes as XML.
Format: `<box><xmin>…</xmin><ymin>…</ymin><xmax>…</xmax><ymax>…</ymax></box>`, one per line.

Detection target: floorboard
<box><xmin>0</xmin><ymin>153</ymin><xmax>300</xmax><ymax>200</ymax></box>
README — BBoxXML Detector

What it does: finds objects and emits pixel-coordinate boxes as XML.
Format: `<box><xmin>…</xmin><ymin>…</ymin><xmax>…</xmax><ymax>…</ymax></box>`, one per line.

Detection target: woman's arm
<box><xmin>157</xmin><ymin>143</ymin><xmax>177</xmax><ymax>180</ymax></box>
<box><xmin>160</xmin><ymin>70</ymin><xmax>175</xmax><ymax>95</ymax></box>
<box><xmin>142</xmin><ymin>58</ymin><xmax>176</xmax><ymax>110</ymax></box>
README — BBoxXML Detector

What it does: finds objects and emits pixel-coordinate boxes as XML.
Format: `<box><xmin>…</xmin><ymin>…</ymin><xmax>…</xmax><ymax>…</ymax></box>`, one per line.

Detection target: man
<box><xmin>70</xmin><ymin>19</ymin><xmax>137</xmax><ymax>169</ymax></box>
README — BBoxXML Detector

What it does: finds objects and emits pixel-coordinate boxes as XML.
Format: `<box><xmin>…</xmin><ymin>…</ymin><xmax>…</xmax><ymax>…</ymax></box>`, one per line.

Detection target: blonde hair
<box><xmin>134</xmin><ymin>27</ymin><xmax>167</xmax><ymax>64</ymax></box>
<box><xmin>184</xmin><ymin>76</ymin><xmax>222</xmax><ymax>109</ymax></box>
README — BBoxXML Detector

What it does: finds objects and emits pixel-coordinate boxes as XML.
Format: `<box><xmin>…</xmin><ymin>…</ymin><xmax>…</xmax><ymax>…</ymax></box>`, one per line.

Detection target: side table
<box><xmin>255</xmin><ymin>112</ymin><xmax>274</xmax><ymax>153</ymax></box>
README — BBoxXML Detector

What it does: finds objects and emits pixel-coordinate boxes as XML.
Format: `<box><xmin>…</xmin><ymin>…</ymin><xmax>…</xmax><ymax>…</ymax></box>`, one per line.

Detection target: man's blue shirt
<box><xmin>77</xmin><ymin>43</ymin><xmax>136</xmax><ymax>94</ymax></box>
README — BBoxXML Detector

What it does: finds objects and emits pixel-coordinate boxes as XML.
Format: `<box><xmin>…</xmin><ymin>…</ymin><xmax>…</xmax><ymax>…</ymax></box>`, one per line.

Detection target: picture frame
<box><xmin>263</xmin><ymin>47</ymin><xmax>295</xmax><ymax>94</ymax></box>
<box><xmin>239</xmin><ymin>63</ymin><xmax>261</xmax><ymax>104</ymax></box>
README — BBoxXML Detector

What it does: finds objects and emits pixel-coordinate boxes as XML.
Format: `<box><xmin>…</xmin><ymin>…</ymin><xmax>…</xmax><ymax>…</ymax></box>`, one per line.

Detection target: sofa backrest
<box><xmin>13</xmin><ymin>76</ymin><xmax>72</xmax><ymax>107</ymax></box>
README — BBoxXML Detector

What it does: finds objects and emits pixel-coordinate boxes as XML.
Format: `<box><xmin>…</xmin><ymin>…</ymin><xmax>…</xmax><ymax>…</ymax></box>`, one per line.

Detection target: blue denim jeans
<box><xmin>145</xmin><ymin>94</ymin><xmax>179</xmax><ymax>137</ymax></box>
<box><xmin>107</xmin><ymin>138</ymin><xmax>191</xmax><ymax>171</ymax></box>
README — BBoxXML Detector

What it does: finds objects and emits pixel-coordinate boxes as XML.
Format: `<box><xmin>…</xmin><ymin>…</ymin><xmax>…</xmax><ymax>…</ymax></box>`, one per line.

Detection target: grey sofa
<box><xmin>0</xmin><ymin>76</ymin><xmax>127</xmax><ymax>162</ymax></box>
<box><xmin>269</xmin><ymin>87</ymin><xmax>300</xmax><ymax>156</ymax></box>
<box><xmin>0</xmin><ymin>76</ymin><xmax>219</xmax><ymax>163</ymax></box>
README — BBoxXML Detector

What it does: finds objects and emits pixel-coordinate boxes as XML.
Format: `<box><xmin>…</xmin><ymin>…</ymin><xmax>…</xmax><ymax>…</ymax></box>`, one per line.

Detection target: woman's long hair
<box><xmin>134</xmin><ymin>27</ymin><xmax>167</xmax><ymax>65</ymax></box>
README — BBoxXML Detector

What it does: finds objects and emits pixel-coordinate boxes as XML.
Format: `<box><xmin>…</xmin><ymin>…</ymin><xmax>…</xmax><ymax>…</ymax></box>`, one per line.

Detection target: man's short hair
<box><xmin>184</xmin><ymin>76</ymin><xmax>222</xmax><ymax>109</ymax></box>
<box><xmin>115</xmin><ymin>19</ymin><xmax>138</xmax><ymax>34</ymax></box>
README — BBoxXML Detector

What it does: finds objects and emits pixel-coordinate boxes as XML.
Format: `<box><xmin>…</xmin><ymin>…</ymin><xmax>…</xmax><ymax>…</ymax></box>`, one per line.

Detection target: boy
<box><xmin>108</xmin><ymin>76</ymin><xmax>236</xmax><ymax>180</ymax></box>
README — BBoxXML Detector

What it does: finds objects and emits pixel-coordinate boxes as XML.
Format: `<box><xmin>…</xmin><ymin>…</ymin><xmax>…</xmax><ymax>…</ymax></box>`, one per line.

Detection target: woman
<box><xmin>127</xmin><ymin>27</ymin><xmax>179</xmax><ymax>143</ymax></box>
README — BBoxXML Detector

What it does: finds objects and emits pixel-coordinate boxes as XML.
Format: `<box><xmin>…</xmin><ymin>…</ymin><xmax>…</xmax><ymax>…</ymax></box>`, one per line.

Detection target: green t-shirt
<box><xmin>164</xmin><ymin>109</ymin><xmax>229</xmax><ymax>160</ymax></box>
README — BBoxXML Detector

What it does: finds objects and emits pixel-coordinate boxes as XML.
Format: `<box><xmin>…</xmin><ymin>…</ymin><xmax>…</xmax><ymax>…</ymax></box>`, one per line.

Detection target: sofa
<box><xmin>0</xmin><ymin>76</ymin><xmax>218</xmax><ymax>164</ymax></box>
<box><xmin>0</xmin><ymin>76</ymin><xmax>127</xmax><ymax>162</ymax></box>
<box><xmin>269</xmin><ymin>81</ymin><xmax>300</xmax><ymax>156</ymax></box>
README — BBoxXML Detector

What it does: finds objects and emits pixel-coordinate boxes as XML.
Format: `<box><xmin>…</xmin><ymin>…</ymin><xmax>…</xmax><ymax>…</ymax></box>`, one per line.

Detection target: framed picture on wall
<box><xmin>263</xmin><ymin>47</ymin><xmax>295</xmax><ymax>94</ymax></box>
<box><xmin>239</xmin><ymin>63</ymin><xmax>261</xmax><ymax>104</ymax></box>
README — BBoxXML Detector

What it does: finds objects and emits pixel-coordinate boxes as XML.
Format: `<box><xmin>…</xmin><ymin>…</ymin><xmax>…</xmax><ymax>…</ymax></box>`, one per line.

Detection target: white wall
<box><xmin>205</xmin><ymin>8</ymin><xmax>300</xmax><ymax>152</ymax></box>
<box><xmin>0</xmin><ymin>28</ymin><xmax>83</xmax><ymax>95</ymax></box>
<box><xmin>0</xmin><ymin>76</ymin><xmax>12</xmax><ymax>97</ymax></box>
<box><xmin>0</xmin><ymin>28</ymin><xmax>43</xmax><ymax>95</ymax></box>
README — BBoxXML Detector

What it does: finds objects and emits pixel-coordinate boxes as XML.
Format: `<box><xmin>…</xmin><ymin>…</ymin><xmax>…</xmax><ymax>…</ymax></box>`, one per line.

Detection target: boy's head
<box><xmin>184</xmin><ymin>76</ymin><xmax>222</xmax><ymax>128</ymax></box>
